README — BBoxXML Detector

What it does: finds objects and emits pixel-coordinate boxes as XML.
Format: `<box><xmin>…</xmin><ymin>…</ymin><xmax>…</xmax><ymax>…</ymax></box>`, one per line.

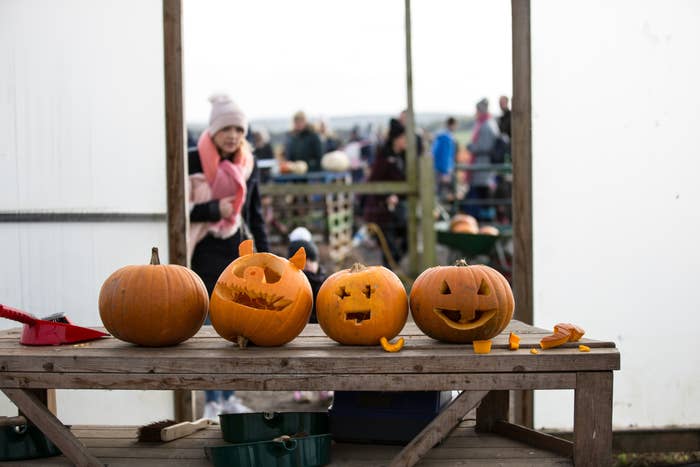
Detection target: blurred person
<box><xmin>399</xmin><ymin>109</ymin><xmax>424</xmax><ymax>156</ymax></box>
<box><xmin>498</xmin><ymin>95</ymin><xmax>511</xmax><ymax>139</ymax></box>
<box><xmin>431</xmin><ymin>116</ymin><xmax>458</xmax><ymax>200</ymax></box>
<box><xmin>317</xmin><ymin>118</ymin><xmax>341</xmax><ymax>154</ymax></box>
<box><xmin>364</xmin><ymin>118</ymin><xmax>408</xmax><ymax>267</ymax></box>
<box><xmin>286</xmin><ymin>227</ymin><xmax>325</xmax><ymax>324</ymax></box>
<box><xmin>285</xmin><ymin>111</ymin><xmax>323</xmax><ymax>171</ymax></box>
<box><xmin>188</xmin><ymin>94</ymin><xmax>269</xmax><ymax>419</ymax></box>
<box><xmin>252</xmin><ymin>127</ymin><xmax>274</xmax><ymax>160</ymax></box>
<box><xmin>465</xmin><ymin>98</ymin><xmax>500</xmax><ymax>221</ymax></box>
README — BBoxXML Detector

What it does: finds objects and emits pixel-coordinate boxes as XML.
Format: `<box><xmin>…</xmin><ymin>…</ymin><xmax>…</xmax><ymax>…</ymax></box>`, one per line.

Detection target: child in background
<box><xmin>287</xmin><ymin>228</ymin><xmax>331</xmax><ymax>403</ymax></box>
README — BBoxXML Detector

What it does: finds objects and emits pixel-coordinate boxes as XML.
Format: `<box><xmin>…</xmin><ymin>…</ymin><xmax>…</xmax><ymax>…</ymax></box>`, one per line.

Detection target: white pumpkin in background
<box><xmin>321</xmin><ymin>150</ymin><xmax>351</xmax><ymax>172</ymax></box>
<box><xmin>291</xmin><ymin>160</ymin><xmax>308</xmax><ymax>174</ymax></box>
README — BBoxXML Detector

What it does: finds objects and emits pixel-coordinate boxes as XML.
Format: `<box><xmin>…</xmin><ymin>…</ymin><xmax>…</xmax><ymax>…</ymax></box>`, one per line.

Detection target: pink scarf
<box><xmin>472</xmin><ymin>112</ymin><xmax>491</xmax><ymax>143</ymax></box>
<box><xmin>188</xmin><ymin>131</ymin><xmax>254</xmax><ymax>262</ymax></box>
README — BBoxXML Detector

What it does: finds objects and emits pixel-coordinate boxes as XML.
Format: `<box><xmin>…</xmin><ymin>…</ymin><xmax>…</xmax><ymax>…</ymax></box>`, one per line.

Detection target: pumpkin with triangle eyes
<box><xmin>316</xmin><ymin>263</ymin><xmax>407</xmax><ymax>345</ymax></box>
<box><xmin>409</xmin><ymin>260</ymin><xmax>514</xmax><ymax>343</ymax></box>
<box><xmin>209</xmin><ymin>240</ymin><xmax>313</xmax><ymax>347</ymax></box>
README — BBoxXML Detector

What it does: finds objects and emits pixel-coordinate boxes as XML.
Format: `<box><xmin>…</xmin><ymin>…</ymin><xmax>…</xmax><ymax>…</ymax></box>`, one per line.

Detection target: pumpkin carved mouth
<box><xmin>219</xmin><ymin>282</ymin><xmax>292</xmax><ymax>311</ymax></box>
<box><xmin>433</xmin><ymin>307</ymin><xmax>497</xmax><ymax>330</ymax></box>
<box><xmin>345</xmin><ymin>310</ymin><xmax>371</xmax><ymax>323</ymax></box>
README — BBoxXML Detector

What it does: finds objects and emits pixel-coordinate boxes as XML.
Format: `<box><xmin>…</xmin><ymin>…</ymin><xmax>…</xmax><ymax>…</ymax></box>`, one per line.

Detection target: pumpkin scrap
<box><xmin>539</xmin><ymin>331</ymin><xmax>570</xmax><ymax>349</ymax></box>
<box><xmin>380</xmin><ymin>336</ymin><xmax>405</xmax><ymax>352</ymax></box>
<box><xmin>508</xmin><ymin>332</ymin><xmax>520</xmax><ymax>350</ymax></box>
<box><xmin>530</xmin><ymin>348</ymin><xmax>539</xmax><ymax>355</ymax></box>
<box><xmin>578</xmin><ymin>344</ymin><xmax>591</xmax><ymax>352</ymax></box>
<box><xmin>473</xmin><ymin>340</ymin><xmax>492</xmax><ymax>354</ymax></box>
<box><xmin>554</xmin><ymin>323</ymin><xmax>585</xmax><ymax>341</ymax></box>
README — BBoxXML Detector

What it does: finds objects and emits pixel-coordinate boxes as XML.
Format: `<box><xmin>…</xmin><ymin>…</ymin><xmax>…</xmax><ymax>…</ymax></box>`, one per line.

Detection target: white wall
<box><xmin>0</xmin><ymin>0</ymin><xmax>172</xmax><ymax>424</ymax></box>
<box><xmin>532</xmin><ymin>0</ymin><xmax>700</xmax><ymax>429</ymax></box>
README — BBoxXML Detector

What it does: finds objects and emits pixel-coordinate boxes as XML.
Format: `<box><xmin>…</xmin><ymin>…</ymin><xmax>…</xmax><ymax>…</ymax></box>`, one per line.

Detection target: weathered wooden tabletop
<box><xmin>0</xmin><ymin>320</ymin><xmax>619</xmax><ymax>466</ymax></box>
<box><xmin>0</xmin><ymin>320</ymin><xmax>618</xmax><ymax>391</ymax></box>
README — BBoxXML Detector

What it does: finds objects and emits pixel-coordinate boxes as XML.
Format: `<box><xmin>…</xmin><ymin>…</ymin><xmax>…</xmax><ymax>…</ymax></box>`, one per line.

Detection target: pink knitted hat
<box><xmin>208</xmin><ymin>94</ymin><xmax>248</xmax><ymax>136</ymax></box>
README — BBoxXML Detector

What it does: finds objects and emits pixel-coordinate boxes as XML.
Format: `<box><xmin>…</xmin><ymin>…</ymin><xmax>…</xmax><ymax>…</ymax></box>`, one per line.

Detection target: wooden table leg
<box><xmin>475</xmin><ymin>390</ymin><xmax>509</xmax><ymax>432</ymax></box>
<box><xmin>574</xmin><ymin>372</ymin><xmax>613</xmax><ymax>466</ymax></box>
<box><xmin>389</xmin><ymin>391</ymin><xmax>488</xmax><ymax>467</ymax></box>
<box><xmin>3</xmin><ymin>389</ymin><xmax>103</xmax><ymax>467</ymax></box>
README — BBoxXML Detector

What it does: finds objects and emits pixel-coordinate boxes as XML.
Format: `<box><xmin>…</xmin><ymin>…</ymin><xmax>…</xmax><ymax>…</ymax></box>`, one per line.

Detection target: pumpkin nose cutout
<box><xmin>244</xmin><ymin>266</ymin><xmax>266</xmax><ymax>284</ymax></box>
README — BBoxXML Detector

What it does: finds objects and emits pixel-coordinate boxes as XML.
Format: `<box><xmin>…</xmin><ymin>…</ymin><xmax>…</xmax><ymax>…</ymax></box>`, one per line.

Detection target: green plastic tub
<box><xmin>205</xmin><ymin>433</ymin><xmax>332</xmax><ymax>467</ymax></box>
<box><xmin>0</xmin><ymin>423</ymin><xmax>61</xmax><ymax>461</ymax></box>
<box><xmin>218</xmin><ymin>412</ymin><xmax>329</xmax><ymax>444</ymax></box>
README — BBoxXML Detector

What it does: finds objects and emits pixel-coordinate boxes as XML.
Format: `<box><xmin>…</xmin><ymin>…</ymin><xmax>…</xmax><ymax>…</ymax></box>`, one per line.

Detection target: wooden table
<box><xmin>0</xmin><ymin>320</ymin><xmax>619</xmax><ymax>467</ymax></box>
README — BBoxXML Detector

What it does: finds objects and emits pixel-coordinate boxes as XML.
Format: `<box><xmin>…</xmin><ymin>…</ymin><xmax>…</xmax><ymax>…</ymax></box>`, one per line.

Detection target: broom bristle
<box><xmin>137</xmin><ymin>419</ymin><xmax>176</xmax><ymax>442</ymax></box>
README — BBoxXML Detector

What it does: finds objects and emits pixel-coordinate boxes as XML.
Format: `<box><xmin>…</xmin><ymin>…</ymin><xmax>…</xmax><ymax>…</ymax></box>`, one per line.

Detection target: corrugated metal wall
<box><xmin>0</xmin><ymin>0</ymin><xmax>173</xmax><ymax>424</ymax></box>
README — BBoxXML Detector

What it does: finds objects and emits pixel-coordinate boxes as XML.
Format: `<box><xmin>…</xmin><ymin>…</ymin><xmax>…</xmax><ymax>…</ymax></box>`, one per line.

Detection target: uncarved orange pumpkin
<box><xmin>99</xmin><ymin>247</ymin><xmax>209</xmax><ymax>346</ymax></box>
<box><xmin>316</xmin><ymin>263</ymin><xmax>407</xmax><ymax>345</ymax></box>
<box><xmin>409</xmin><ymin>260</ymin><xmax>514</xmax><ymax>343</ymax></box>
<box><xmin>209</xmin><ymin>240</ymin><xmax>312</xmax><ymax>347</ymax></box>
<box><xmin>450</xmin><ymin>214</ymin><xmax>479</xmax><ymax>234</ymax></box>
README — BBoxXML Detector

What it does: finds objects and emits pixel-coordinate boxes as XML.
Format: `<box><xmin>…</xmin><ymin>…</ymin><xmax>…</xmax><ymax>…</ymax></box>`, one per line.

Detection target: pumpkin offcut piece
<box><xmin>209</xmin><ymin>240</ymin><xmax>312</xmax><ymax>347</ymax></box>
<box><xmin>380</xmin><ymin>336</ymin><xmax>405</xmax><ymax>352</ymax></box>
<box><xmin>539</xmin><ymin>331</ymin><xmax>570</xmax><ymax>349</ymax></box>
<box><xmin>530</xmin><ymin>348</ymin><xmax>539</xmax><ymax>355</ymax></box>
<box><xmin>578</xmin><ymin>344</ymin><xmax>591</xmax><ymax>352</ymax></box>
<box><xmin>409</xmin><ymin>260</ymin><xmax>514</xmax><ymax>343</ymax></box>
<box><xmin>98</xmin><ymin>247</ymin><xmax>209</xmax><ymax>347</ymax></box>
<box><xmin>508</xmin><ymin>332</ymin><xmax>520</xmax><ymax>350</ymax></box>
<box><xmin>554</xmin><ymin>323</ymin><xmax>585</xmax><ymax>341</ymax></box>
<box><xmin>472</xmin><ymin>340</ymin><xmax>492</xmax><ymax>354</ymax></box>
<box><xmin>316</xmin><ymin>263</ymin><xmax>407</xmax><ymax>345</ymax></box>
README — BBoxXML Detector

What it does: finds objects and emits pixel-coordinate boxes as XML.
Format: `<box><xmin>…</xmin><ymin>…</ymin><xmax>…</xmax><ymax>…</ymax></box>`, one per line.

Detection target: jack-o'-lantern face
<box><xmin>210</xmin><ymin>240</ymin><xmax>313</xmax><ymax>347</ymax></box>
<box><xmin>316</xmin><ymin>264</ymin><xmax>407</xmax><ymax>345</ymax></box>
<box><xmin>410</xmin><ymin>260</ymin><xmax>514</xmax><ymax>343</ymax></box>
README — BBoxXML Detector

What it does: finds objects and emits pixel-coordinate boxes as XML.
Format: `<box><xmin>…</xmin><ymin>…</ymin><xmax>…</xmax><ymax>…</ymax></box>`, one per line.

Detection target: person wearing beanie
<box><xmin>188</xmin><ymin>94</ymin><xmax>269</xmax><ymax>419</ymax></box>
<box><xmin>287</xmin><ymin>236</ymin><xmax>325</xmax><ymax>324</ymax></box>
<box><xmin>363</xmin><ymin>118</ymin><xmax>409</xmax><ymax>267</ymax></box>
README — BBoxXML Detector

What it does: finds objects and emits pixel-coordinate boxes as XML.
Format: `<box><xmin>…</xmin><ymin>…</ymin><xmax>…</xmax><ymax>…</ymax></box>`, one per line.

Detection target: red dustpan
<box><xmin>0</xmin><ymin>304</ymin><xmax>108</xmax><ymax>346</ymax></box>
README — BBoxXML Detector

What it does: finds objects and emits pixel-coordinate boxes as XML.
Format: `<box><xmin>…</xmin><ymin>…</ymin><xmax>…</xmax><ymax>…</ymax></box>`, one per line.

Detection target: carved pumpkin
<box><xmin>99</xmin><ymin>247</ymin><xmax>209</xmax><ymax>346</ymax></box>
<box><xmin>316</xmin><ymin>263</ymin><xmax>407</xmax><ymax>345</ymax></box>
<box><xmin>409</xmin><ymin>260</ymin><xmax>514</xmax><ymax>343</ymax></box>
<box><xmin>209</xmin><ymin>240</ymin><xmax>312</xmax><ymax>347</ymax></box>
<box><xmin>450</xmin><ymin>214</ymin><xmax>479</xmax><ymax>234</ymax></box>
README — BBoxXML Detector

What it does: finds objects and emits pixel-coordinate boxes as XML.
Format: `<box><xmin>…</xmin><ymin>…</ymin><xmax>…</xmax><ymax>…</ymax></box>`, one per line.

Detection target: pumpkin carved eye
<box><xmin>337</xmin><ymin>286</ymin><xmax>351</xmax><ymax>299</ymax></box>
<box><xmin>440</xmin><ymin>280</ymin><xmax>452</xmax><ymax>294</ymax></box>
<box><xmin>362</xmin><ymin>284</ymin><xmax>372</xmax><ymax>299</ymax></box>
<box><xmin>477</xmin><ymin>279</ymin><xmax>490</xmax><ymax>295</ymax></box>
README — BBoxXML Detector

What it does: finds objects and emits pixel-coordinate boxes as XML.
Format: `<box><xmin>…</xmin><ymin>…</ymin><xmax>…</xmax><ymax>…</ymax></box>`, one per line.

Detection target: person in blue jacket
<box><xmin>431</xmin><ymin>116</ymin><xmax>458</xmax><ymax>200</ymax></box>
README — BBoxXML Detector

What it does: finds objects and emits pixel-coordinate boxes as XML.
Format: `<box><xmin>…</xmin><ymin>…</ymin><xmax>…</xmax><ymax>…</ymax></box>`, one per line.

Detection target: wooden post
<box><xmin>420</xmin><ymin>153</ymin><xmax>437</xmax><ymax>269</ymax></box>
<box><xmin>404</xmin><ymin>0</ymin><xmax>419</xmax><ymax>277</ymax></box>
<box><xmin>163</xmin><ymin>0</ymin><xmax>193</xmax><ymax>422</ymax></box>
<box><xmin>574</xmin><ymin>372</ymin><xmax>614</xmax><ymax>466</ymax></box>
<box><xmin>511</xmin><ymin>0</ymin><xmax>534</xmax><ymax>428</ymax></box>
<box><xmin>475</xmin><ymin>390</ymin><xmax>509</xmax><ymax>432</ymax></box>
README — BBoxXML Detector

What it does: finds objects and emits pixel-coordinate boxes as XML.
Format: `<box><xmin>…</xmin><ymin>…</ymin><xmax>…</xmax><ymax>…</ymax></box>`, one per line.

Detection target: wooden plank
<box><xmin>0</xmin><ymin>371</ymin><xmax>576</xmax><ymax>391</ymax></box>
<box><xmin>476</xmin><ymin>390</ymin><xmax>509</xmax><ymax>432</ymax></box>
<box><xmin>511</xmin><ymin>0</ymin><xmax>534</xmax><ymax>429</ymax></box>
<box><xmin>0</xmin><ymin>347</ymin><xmax>620</xmax><ymax>375</ymax></box>
<box><xmin>420</xmin><ymin>150</ymin><xmax>437</xmax><ymax>269</ymax></box>
<box><xmin>574</xmin><ymin>372</ymin><xmax>613</xmax><ymax>466</ymax></box>
<box><xmin>390</xmin><ymin>390</ymin><xmax>488</xmax><ymax>467</ymax></box>
<box><xmin>2</xmin><ymin>389</ymin><xmax>102</xmax><ymax>467</ymax></box>
<box><xmin>260</xmin><ymin>181</ymin><xmax>415</xmax><ymax>196</ymax></box>
<box><xmin>493</xmin><ymin>420</ymin><xmax>573</xmax><ymax>458</ymax></box>
<box><xmin>404</xmin><ymin>0</ymin><xmax>419</xmax><ymax>277</ymax></box>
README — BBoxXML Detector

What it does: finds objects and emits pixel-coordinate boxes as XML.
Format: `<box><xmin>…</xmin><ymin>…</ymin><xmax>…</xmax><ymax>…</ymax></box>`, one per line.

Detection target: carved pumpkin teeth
<box><xmin>345</xmin><ymin>311</ymin><xmax>371</xmax><ymax>324</ymax></box>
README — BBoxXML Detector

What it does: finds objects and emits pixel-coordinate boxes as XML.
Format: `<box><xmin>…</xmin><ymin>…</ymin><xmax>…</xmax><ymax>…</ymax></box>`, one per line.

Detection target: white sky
<box><xmin>183</xmin><ymin>0</ymin><xmax>512</xmax><ymax>123</ymax></box>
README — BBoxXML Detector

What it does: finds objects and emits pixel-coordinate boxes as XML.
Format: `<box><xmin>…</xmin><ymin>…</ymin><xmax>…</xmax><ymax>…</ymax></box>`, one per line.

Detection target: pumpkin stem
<box><xmin>454</xmin><ymin>259</ymin><xmax>469</xmax><ymax>267</ymax></box>
<box><xmin>237</xmin><ymin>336</ymin><xmax>249</xmax><ymax>349</ymax></box>
<box><xmin>150</xmin><ymin>247</ymin><xmax>160</xmax><ymax>265</ymax></box>
<box><xmin>350</xmin><ymin>263</ymin><xmax>367</xmax><ymax>273</ymax></box>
